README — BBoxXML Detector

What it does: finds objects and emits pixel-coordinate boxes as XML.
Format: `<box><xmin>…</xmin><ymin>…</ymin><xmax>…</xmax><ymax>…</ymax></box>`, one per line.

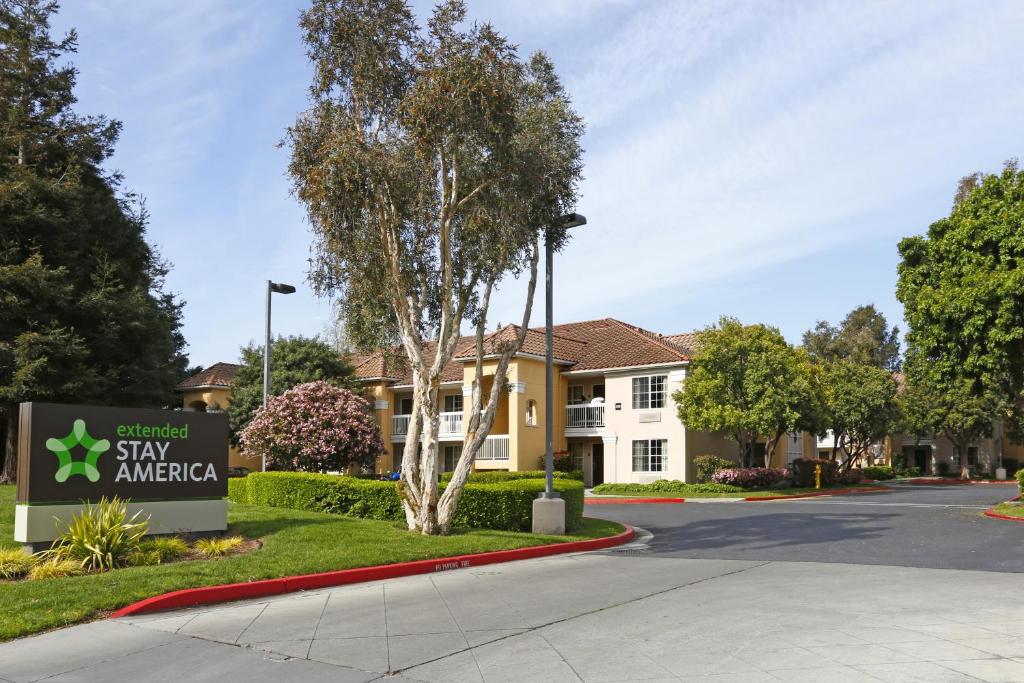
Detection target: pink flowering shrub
<box><xmin>838</xmin><ymin>468</ymin><xmax>865</xmax><ymax>485</ymax></box>
<box><xmin>239</xmin><ymin>381</ymin><xmax>385</xmax><ymax>473</ymax></box>
<box><xmin>711</xmin><ymin>467</ymin><xmax>787</xmax><ymax>489</ymax></box>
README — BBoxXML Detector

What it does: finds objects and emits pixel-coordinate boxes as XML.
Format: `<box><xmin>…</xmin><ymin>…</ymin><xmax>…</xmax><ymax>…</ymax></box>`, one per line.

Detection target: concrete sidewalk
<box><xmin>3</xmin><ymin>548</ymin><xmax>1024</xmax><ymax>682</ymax></box>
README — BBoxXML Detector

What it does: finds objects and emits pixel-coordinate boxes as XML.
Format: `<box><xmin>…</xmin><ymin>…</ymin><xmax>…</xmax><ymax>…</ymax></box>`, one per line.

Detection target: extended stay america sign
<box><xmin>18</xmin><ymin>402</ymin><xmax>228</xmax><ymax>504</ymax></box>
<box><xmin>15</xmin><ymin>403</ymin><xmax>229</xmax><ymax>546</ymax></box>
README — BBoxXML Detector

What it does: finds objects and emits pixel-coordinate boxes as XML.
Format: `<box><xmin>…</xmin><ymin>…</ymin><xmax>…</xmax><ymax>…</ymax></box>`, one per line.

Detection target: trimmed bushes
<box><xmin>241</xmin><ymin>472</ymin><xmax>403</xmax><ymax>521</ymax></box>
<box><xmin>592</xmin><ymin>480</ymin><xmax>743</xmax><ymax>495</ymax></box>
<box><xmin>452</xmin><ymin>479</ymin><xmax>583</xmax><ymax>531</ymax></box>
<box><xmin>228</xmin><ymin>477</ymin><xmax>249</xmax><ymax>504</ymax></box>
<box><xmin>229</xmin><ymin>471</ymin><xmax>583</xmax><ymax>532</ymax></box>
<box><xmin>861</xmin><ymin>466</ymin><xmax>894</xmax><ymax>481</ymax></box>
<box><xmin>693</xmin><ymin>455</ymin><xmax>735</xmax><ymax>483</ymax></box>
<box><xmin>1017</xmin><ymin>468</ymin><xmax>1024</xmax><ymax>493</ymax></box>
<box><xmin>790</xmin><ymin>458</ymin><xmax>840</xmax><ymax>487</ymax></box>
<box><xmin>711</xmin><ymin>467</ymin><xmax>787</xmax><ymax>489</ymax></box>
<box><xmin>839</xmin><ymin>468</ymin><xmax>865</xmax><ymax>485</ymax></box>
<box><xmin>439</xmin><ymin>470</ymin><xmax>583</xmax><ymax>484</ymax></box>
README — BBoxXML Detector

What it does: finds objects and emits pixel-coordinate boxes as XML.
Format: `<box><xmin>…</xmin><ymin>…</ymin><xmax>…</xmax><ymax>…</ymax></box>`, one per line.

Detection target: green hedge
<box><xmin>240</xmin><ymin>472</ymin><xmax>403</xmax><ymax>521</ymax></box>
<box><xmin>592</xmin><ymin>480</ymin><xmax>743</xmax><ymax>495</ymax></box>
<box><xmin>861</xmin><ymin>466</ymin><xmax>895</xmax><ymax>481</ymax></box>
<box><xmin>439</xmin><ymin>470</ymin><xmax>583</xmax><ymax>483</ymax></box>
<box><xmin>227</xmin><ymin>477</ymin><xmax>249</xmax><ymax>504</ymax></box>
<box><xmin>1016</xmin><ymin>468</ymin><xmax>1024</xmax><ymax>493</ymax></box>
<box><xmin>228</xmin><ymin>472</ymin><xmax>583</xmax><ymax>531</ymax></box>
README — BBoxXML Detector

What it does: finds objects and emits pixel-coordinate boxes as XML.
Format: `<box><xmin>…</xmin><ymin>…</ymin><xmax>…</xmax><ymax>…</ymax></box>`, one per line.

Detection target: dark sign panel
<box><xmin>17</xmin><ymin>403</ymin><xmax>228</xmax><ymax>504</ymax></box>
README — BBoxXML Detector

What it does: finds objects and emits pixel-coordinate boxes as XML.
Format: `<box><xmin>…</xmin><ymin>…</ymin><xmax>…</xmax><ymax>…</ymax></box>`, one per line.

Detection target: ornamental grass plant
<box><xmin>44</xmin><ymin>497</ymin><xmax>149</xmax><ymax>572</ymax></box>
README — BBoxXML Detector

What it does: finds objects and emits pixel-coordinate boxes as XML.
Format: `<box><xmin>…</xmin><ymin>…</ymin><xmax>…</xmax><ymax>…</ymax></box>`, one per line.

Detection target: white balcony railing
<box><xmin>440</xmin><ymin>411</ymin><xmax>463</xmax><ymax>436</ymax></box>
<box><xmin>392</xmin><ymin>412</ymin><xmax>463</xmax><ymax>437</ymax></box>
<box><xmin>566</xmin><ymin>404</ymin><xmax>604</xmax><ymax>429</ymax></box>
<box><xmin>392</xmin><ymin>414</ymin><xmax>411</xmax><ymax>436</ymax></box>
<box><xmin>475</xmin><ymin>434</ymin><xmax>510</xmax><ymax>461</ymax></box>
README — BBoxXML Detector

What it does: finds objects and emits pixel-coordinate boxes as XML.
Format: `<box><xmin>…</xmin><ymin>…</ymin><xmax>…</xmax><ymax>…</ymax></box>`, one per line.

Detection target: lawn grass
<box><xmin>591</xmin><ymin>484</ymin><xmax>887</xmax><ymax>499</ymax></box>
<box><xmin>993</xmin><ymin>501</ymin><xmax>1024</xmax><ymax>518</ymax></box>
<box><xmin>0</xmin><ymin>485</ymin><xmax>622</xmax><ymax>641</ymax></box>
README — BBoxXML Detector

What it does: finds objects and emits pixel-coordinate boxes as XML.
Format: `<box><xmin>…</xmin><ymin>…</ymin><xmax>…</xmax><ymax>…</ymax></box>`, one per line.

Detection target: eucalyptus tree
<box><xmin>285</xmin><ymin>0</ymin><xmax>583</xmax><ymax>533</ymax></box>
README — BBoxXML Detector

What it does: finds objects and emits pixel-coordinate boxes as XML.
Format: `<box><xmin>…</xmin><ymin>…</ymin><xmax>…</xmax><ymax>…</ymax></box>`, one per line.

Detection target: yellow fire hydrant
<box><xmin>814</xmin><ymin>463</ymin><xmax>822</xmax><ymax>490</ymax></box>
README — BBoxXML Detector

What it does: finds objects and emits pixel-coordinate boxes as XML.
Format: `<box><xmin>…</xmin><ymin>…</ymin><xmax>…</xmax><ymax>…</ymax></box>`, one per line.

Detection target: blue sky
<box><xmin>55</xmin><ymin>1</ymin><xmax>1024</xmax><ymax>368</ymax></box>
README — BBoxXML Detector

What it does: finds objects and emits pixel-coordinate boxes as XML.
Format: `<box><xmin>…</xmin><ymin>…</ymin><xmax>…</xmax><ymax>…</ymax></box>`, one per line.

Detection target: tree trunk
<box><xmin>1</xmin><ymin>405</ymin><xmax>18</xmax><ymax>484</ymax></box>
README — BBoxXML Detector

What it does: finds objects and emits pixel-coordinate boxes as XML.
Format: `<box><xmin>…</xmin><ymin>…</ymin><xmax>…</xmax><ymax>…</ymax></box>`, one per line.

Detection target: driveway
<box><xmin>594</xmin><ymin>482</ymin><xmax>1024</xmax><ymax>572</ymax></box>
<box><xmin>1</xmin><ymin>483</ymin><xmax>1021</xmax><ymax>683</ymax></box>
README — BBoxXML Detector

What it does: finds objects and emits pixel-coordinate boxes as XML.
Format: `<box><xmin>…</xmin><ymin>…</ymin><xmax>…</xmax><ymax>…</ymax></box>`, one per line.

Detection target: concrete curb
<box><xmin>744</xmin><ymin>486</ymin><xmax>895</xmax><ymax>502</ymax></box>
<box><xmin>110</xmin><ymin>524</ymin><xmax>636</xmax><ymax>618</ymax></box>
<box><xmin>983</xmin><ymin>495</ymin><xmax>1024</xmax><ymax>524</ymax></box>
<box><xmin>585</xmin><ymin>498</ymin><xmax>685</xmax><ymax>505</ymax></box>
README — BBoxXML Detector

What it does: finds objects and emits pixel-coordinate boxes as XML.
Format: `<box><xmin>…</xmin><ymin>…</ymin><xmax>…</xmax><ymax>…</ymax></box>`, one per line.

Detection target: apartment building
<box><xmin>177</xmin><ymin>318</ymin><xmax>821</xmax><ymax>484</ymax></box>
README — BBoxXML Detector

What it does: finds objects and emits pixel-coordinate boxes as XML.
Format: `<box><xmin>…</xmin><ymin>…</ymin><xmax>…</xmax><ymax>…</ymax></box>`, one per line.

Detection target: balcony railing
<box><xmin>391</xmin><ymin>412</ymin><xmax>463</xmax><ymax>437</ymax></box>
<box><xmin>566</xmin><ymin>404</ymin><xmax>604</xmax><ymax>429</ymax></box>
<box><xmin>440</xmin><ymin>411</ymin><xmax>463</xmax><ymax>436</ymax></box>
<box><xmin>475</xmin><ymin>434</ymin><xmax>510</xmax><ymax>461</ymax></box>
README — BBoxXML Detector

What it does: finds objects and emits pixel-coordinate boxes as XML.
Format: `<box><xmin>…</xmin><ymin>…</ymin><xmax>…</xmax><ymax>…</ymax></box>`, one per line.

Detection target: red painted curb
<box><xmin>984</xmin><ymin>510</ymin><xmax>1024</xmax><ymax>523</ymax></box>
<box><xmin>745</xmin><ymin>486</ymin><xmax>894</xmax><ymax>501</ymax></box>
<box><xmin>111</xmin><ymin>524</ymin><xmax>635</xmax><ymax>618</ymax></box>
<box><xmin>984</xmin><ymin>495</ymin><xmax>1024</xmax><ymax>523</ymax></box>
<box><xmin>907</xmin><ymin>478</ymin><xmax>1017</xmax><ymax>486</ymax></box>
<box><xmin>585</xmin><ymin>497</ymin><xmax>685</xmax><ymax>505</ymax></box>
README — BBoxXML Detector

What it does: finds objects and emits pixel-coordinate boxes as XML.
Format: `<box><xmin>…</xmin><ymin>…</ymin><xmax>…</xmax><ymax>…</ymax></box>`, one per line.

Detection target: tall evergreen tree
<box><xmin>0</xmin><ymin>0</ymin><xmax>189</xmax><ymax>482</ymax></box>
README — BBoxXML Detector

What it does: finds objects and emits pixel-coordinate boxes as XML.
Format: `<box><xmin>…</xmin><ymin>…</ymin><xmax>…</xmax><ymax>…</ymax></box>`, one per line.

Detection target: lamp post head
<box><xmin>559</xmin><ymin>212</ymin><xmax>587</xmax><ymax>229</ymax></box>
<box><xmin>269</xmin><ymin>282</ymin><xmax>296</xmax><ymax>294</ymax></box>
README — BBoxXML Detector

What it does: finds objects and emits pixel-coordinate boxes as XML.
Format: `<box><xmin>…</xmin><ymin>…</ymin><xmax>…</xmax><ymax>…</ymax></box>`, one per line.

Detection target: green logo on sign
<box><xmin>46</xmin><ymin>419</ymin><xmax>110</xmax><ymax>483</ymax></box>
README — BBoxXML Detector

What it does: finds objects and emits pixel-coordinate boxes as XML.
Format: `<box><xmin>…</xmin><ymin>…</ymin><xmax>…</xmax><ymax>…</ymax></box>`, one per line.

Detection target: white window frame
<box><xmin>568</xmin><ymin>385</ymin><xmax>585</xmax><ymax>405</ymax></box>
<box><xmin>525</xmin><ymin>399</ymin><xmax>537</xmax><ymax>426</ymax></box>
<box><xmin>632</xmin><ymin>375</ymin><xmax>667</xmax><ymax>409</ymax></box>
<box><xmin>442</xmin><ymin>444</ymin><xmax>459</xmax><ymax>472</ymax></box>
<box><xmin>443</xmin><ymin>393</ymin><xmax>463</xmax><ymax>413</ymax></box>
<box><xmin>569</xmin><ymin>442</ymin><xmax>585</xmax><ymax>471</ymax></box>
<box><xmin>632</xmin><ymin>439</ymin><xmax>667</xmax><ymax>473</ymax></box>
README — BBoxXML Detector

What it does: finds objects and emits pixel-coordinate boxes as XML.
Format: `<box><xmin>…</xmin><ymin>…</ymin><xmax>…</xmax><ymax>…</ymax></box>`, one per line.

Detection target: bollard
<box><xmin>815</xmin><ymin>463</ymin><xmax>821</xmax><ymax>490</ymax></box>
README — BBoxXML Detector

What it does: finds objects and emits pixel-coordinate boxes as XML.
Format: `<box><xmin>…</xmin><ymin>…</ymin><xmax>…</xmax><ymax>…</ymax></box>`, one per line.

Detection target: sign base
<box><xmin>15</xmin><ymin>499</ymin><xmax>228</xmax><ymax>545</ymax></box>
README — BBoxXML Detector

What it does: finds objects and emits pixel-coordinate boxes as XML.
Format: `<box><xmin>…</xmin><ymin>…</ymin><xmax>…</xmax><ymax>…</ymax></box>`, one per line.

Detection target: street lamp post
<box><xmin>262</xmin><ymin>280</ymin><xmax>296</xmax><ymax>471</ymax></box>
<box><xmin>533</xmin><ymin>212</ymin><xmax>586</xmax><ymax>535</ymax></box>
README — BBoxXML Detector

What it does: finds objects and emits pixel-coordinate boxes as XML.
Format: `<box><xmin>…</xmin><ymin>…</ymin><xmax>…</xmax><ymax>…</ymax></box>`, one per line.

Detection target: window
<box><xmin>786</xmin><ymin>432</ymin><xmax>804</xmax><ymax>464</ymax></box>
<box><xmin>399</xmin><ymin>397</ymin><xmax>413</xmax><ymax>415</ymax></box>
<box><xmin>569</xmin><ymin>442</ymin><xmax>585</xmax><ymax>471</ymax></box>
<box><xmin>526</xmin><ymin>399</ymin><xmax>537</xmax><ymax>426</ymax></box>
<box><xmin>632</xmin><ymin>375</ymin><xmax>667</xmax><ymax>409</ymax></box>
<box><xmin>442</xmin><ymin>445</ymin><xmax>459</xmax><ymax>472</ymax></box>
<box><xmin>568</xmin><ymin>385</ymin><xmax>585</xmax><ymax>404</ymax></box>
<box><xmin>592</xmin><ymin>384</ymin><xmax>605</xmax><ymax>400</ymax></box>
<box><xmin>443</xmin><ymin>394</ymin><xmax>463</xmax><ymax>413</ymax></box>
<box><xmin>632</xmin><ymin>439</ymin><xmax>667</xmax><ymax>473</ymax></box>
<box><xmin>967</xmin><ymin>446</ymin><xmax>979</xmax><ymax>467</ymax></box>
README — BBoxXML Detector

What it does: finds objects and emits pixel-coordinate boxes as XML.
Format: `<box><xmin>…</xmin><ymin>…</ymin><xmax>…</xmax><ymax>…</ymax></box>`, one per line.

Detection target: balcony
<box><xmin>475</xmin><ymin>434</ymin><xmax>510</xmax><ymax>461</ymax></box>
<box><xmin>566</xmin><ymin>404</ymin><xmax>605</xmax><ymax>432</ymax></box>
<box><xmin>391</xmin><ymin>412</ymin><xmax>463</xmax><ymax>440</ymax></box>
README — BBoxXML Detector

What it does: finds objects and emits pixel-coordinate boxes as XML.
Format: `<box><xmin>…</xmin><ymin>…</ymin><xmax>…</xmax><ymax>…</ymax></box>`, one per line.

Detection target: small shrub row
<box><xmin>861</xmin><ymin>466</ymin><xmax>895</xmax><ymax>481</ymax></box>
<box><xmin>1017</xmin><ymin>468</ymin><xmax>1024</xmax><ymax>493</ymax></box>
<box><xmin>712</xmin><ymin>467</ymin><xmax>787</xmax><ymax>489</ymax></box>
<box><xmin>438</xmin><ymin>470</ymin><xmax>583</xmax><ymax>484</ymax></box>
<box><xmin>839</xmin><ymin>469</ymin><xmax>865</xmax><ymax>485</ymax></box>
<box><xmin>591</xmin><ymin>480</ymin><xmax>744</xmax><ymax>495</ymax></box>
<box><xmin>693</xmin><ymin>455</ymin><xmax>736</xmax><ymax>483</ymax></box>
<box><xmin>231</xmin><ymin>472</ymin><xmax>584</xmax><ymax>531</ymax></box>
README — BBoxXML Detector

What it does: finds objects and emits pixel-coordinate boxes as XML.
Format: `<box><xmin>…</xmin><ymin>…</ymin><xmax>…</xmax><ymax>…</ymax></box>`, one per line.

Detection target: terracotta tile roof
<box><xmin>175</xmin><ymin>362</ymin><xmax>240</xmax><ymax>391</ymax></box>
<box><xmin>662</xmin><ymin>332</ymin><xmax>701</xmax><ymax>356</ymax></box>
<box><xmin>352</xmin><ymin>318</ymin><xmax>694</xmax><ymax>386</ymax></box>
<box><xmin>453</xmin><ymin>326</ymin><xmax>586</xmax><ymax>364</ymax></box>
<box><xmin>548</xmin><ymin>319</ymin><xmax>691</xmax><ymax>371</ymax></box>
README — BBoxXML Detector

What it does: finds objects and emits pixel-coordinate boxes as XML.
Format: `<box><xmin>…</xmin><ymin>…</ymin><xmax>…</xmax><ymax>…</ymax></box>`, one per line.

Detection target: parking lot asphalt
<box><xmin>592</xmin><ymin>482</ymin><xmax>1024</xmax><ymax>572</ymax></box>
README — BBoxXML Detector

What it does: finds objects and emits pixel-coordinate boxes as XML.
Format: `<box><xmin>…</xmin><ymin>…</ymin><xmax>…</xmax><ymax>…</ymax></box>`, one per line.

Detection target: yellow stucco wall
<box><xmin>179</xmin><ymin>387</ymin><xmax>256</xmax><ymax>471</ymax></box>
